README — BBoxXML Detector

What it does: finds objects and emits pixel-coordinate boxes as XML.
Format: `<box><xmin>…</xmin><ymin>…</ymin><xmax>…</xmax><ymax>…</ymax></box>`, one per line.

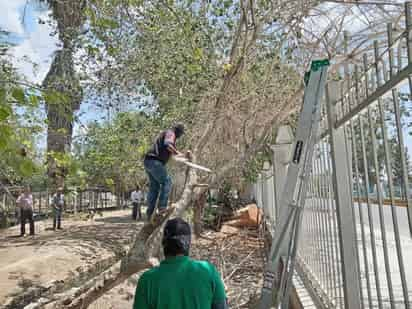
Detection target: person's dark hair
<box><xmin>173</xmin><ymin>123</ymin><xmax>185</xmax><ymax>138</ymax></box>
<box><xmin>162</xmin><ymin>218</ymin><xmax>191</xmax><ymax>257</ymax></box>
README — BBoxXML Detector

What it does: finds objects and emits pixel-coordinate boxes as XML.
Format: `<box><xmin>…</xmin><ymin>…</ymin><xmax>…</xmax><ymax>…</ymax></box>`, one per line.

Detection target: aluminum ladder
<box><xmin>258</xmin><ymin>59</ymin><xmax>329</xmax><ymax>309</ymax></box>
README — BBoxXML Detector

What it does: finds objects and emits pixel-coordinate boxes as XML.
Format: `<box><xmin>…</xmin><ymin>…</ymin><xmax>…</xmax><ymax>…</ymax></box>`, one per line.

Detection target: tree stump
<box><xmin>193</xmin><ymin>191</ymin><xmax>207</xmax><ymax>237</ymax></box>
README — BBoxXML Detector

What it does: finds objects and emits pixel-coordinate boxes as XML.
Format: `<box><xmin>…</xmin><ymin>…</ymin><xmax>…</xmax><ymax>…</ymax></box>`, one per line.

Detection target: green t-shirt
<box><xmin>133</xmin><ymin>256</ymin><xmax>227</xmax><ymax>309</ymax></box>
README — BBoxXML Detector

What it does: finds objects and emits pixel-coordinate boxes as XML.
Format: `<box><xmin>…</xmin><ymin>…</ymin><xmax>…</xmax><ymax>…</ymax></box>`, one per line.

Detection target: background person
<box><xmin>51</xmin><ymin>187</ymin><xmax>64</xmax><ymax>230</ymax></box>
<box><xmin>16</xmin><ymin>186</ymin><xmax>35</xmax><ymax>236</ymax></box>
<box><xmin>131</xmin><ymin>186</ymin><xmax>143</xmax><ymax>220</ymax></box>
<box><xmin>133</xmin><ymin>218</ymin><xmax>228</xmax><ymax>309</ymax></box>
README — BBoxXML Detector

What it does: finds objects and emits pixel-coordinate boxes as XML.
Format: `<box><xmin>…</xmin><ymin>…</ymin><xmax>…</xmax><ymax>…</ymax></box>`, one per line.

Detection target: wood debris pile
<box><xmin>192</xmin><ymin>225</ymin><xmax>265</xmax><ymax>308</ymax></box>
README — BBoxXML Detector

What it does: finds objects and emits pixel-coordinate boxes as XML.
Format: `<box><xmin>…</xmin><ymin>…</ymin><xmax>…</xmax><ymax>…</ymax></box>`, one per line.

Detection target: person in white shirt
<box><xmin>131</xmin><ymin>186</ymin><xmax>143</xmax><ymax>220</ymax></box>
<box><xmin>16</xmin><ymin>186</ymin><xmax>35</xmax><ymax>236</ymax></box>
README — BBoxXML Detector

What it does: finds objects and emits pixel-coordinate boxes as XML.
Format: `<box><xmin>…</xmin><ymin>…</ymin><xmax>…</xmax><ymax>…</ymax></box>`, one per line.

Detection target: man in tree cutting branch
<box><xmin>143</xmin><ymin>123</ymin><xmax>186</xmax><ymax>220</ymax></box>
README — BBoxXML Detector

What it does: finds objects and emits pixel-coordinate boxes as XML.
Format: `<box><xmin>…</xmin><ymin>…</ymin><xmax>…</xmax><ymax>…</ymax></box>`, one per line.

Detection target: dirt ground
<box><xmin>0</xmin><ymin>209</ymin><xmax>142</xmax><ymax>308</ymax></box>
<box><xmin>0</xmin><ymin>210</ymin><xmax>264</xmax><ymax>309</ymax></box>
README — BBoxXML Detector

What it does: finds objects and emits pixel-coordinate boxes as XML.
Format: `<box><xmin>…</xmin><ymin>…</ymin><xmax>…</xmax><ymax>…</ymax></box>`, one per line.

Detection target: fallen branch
<box><xmin>223</xmin><ymin>249</ymin><xmax>257</xmax><ymax>283</ymax></box>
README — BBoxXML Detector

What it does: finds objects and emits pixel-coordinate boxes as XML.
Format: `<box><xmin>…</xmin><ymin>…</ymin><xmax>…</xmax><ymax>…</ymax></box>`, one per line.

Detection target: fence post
<box><xmin>271</xmin><ymin>125</ymin><xmax>294</xmax><ymax>227</ymax></box>
<box><xmin>255</xmin><ymin>173</ymin><xmax>263</xmax><ymax>208</ymax></box>
<box><xmin>326</xmin><ymin>81</ymin><xmax>361</xmax><ymax>309</ymax></box>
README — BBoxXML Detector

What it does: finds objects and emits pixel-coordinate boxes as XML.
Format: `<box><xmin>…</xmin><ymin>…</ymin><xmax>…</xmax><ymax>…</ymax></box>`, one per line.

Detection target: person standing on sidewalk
<box><xmin>131</xmin><ymin>186</ymin><xmax>143</xmax><ymax>220</ymax></box>
<box><xmin>16</xmin><ymin>186</ymin><xmax>35</xmax><ymax>236</ymax></box>
<box><xmin>51</xmin><ymin>187</ymin><xmax>64</xmax><ymax>230</ymax></box>
<box><xmin>143</xmin><ymin>124</ymin><xmax>186</xmax><ymax>220</ymax></box>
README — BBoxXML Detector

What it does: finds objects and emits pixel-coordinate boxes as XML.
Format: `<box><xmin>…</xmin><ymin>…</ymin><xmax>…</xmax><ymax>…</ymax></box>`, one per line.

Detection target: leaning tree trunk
<box><xmin>43</xmin><ymin>0</ymin><xmax>85</xmax><ymax>188</ymax></box>
<box><xmin>30</xmin><ymin>168</ymin><xmax>206</xmax><ymax>309</ymax></box>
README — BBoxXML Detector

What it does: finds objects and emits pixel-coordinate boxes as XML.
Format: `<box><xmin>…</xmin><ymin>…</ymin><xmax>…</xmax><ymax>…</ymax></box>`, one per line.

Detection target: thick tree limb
<box><xmin>30</xmin><ymin>168</ymin><xmax>204</xmax><ymax>308</ymax></box>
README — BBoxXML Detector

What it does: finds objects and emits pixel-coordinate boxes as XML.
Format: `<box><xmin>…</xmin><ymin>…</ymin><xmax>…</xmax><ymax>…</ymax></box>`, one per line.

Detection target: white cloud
<box><xmin>8</xmin><ymin>4</ymin><xmax>60</xmax><ymax>83</ymax></box>
<box><xmin>0</xmin><ymin>0</ymin><xmax>26</xmax><ymax>34</ymax></box>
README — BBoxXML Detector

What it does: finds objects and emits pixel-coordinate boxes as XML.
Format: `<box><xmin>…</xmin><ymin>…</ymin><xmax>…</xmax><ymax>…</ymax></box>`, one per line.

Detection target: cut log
<box><xmin>225</xmin><ymin>204</ymin><xmax>261</xmax><ymax>228</ymax></box>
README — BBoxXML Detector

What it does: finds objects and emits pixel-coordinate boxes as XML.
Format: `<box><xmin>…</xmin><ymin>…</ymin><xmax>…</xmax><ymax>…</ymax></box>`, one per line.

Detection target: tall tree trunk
<box><xmin>44</xmin><ymin>0</ymin><xmax>85</xmax><ymax>188</ymax></box>
<box><xmin>44</xmin><ymin>49</ymin><xmax>81</xmax><ymax>187</ymax></box>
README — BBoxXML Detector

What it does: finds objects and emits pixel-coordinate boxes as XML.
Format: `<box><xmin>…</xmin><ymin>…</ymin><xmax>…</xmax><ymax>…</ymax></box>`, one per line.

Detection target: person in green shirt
<box><xmin>133</xmin><ymin>218</ymin><xmax>228</xmax><ymax>309</ymax></box>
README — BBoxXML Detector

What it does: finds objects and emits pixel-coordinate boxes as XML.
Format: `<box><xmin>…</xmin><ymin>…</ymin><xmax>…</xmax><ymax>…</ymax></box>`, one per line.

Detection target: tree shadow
<box><xmin>0</xmin><ymin>214</ymin><xmax>145</xmax><ymax>258</ymax></box>
<box><xmin>94</xmin><ymin>215</ymin><xmax>142</xmax><ymax>224</ymax></box>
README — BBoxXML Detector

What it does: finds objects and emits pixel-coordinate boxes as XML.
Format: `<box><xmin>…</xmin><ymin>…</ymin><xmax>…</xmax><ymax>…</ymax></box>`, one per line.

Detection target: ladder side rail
<box><xmin>259</xmin><ymin>63</ymin><xmax>329</xmax><ymax>309</ymax></box>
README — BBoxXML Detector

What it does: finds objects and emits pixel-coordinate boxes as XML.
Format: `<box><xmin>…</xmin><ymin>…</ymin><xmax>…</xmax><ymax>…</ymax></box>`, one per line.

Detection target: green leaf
<box><xmin>19</xmin><ymin>159</ymin><xmax>35</xmax><ymax>177</ymax></box>
<box><xmin>107</xmin><ymin>45</ymin><xmax>118</xmax><ymax>56</ymax></box>
<box><xmin>0</xmin><ymin>125</ymin><xmax>13</xmax><ymax>138</ymax></box>
<box><xmin>187</xmin><ymin>64</ymin><xmax>202</xmax><ymax>75</ymax></box>
<box><xmin>0</xmin><ymin>88</ymin><xmax>6</xmax><ymax>102</ymax></box>
<box><xmin>223</xmin><ymin>0</ymin><xmax>233</xmax><ymax>9</ymax></box>
<box><xmin>44</xmin><ymin>90</ymin><xmax>66</xmax><ymax>105</ymax></box>
<box><xmin>0</xmin><ymin>137</ymin><xmax>7</xmax><ymax>150</ymax></box>
<box><xmin>28</xmin><ymin>94</ymin><xmax>39</xmax><ymax>106</ymax></box>
<box><xmin>105</xmin><ymin>178</ymin><xmax>114</xmax><ymax>186</ymax></box>
<box><xmin>97</xmin><ymin>18</ymin><xmax>119</xmax><ymax>29</ymax></box>
<box><xmin>87</xmin><ymin>45</ymin><xmax>100</xmax><ymax>56</ymax></box>
<box><xmin>0</xmin><ymin>105</ymin><xmax>11</xmax><ymax>121</ymax></box>
<box><xmin>57</xmin><ymin>128</ymin><xmax>68</xmax><ymax>135</ymax></box>
<box><xmin>193</xmin><ymin>48</ymin><xmax>203</xmax><ymax>61</ymax></box>
<box><xmin>12</xmin><ymin>87</ymin><xmax>25</xmax><ymax>104</ymax></box>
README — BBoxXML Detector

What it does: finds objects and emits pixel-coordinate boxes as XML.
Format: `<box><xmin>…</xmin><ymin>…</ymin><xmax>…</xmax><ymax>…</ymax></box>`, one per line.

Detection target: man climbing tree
<box><xmin>144</xmin><ymin>124</ymin><xmax>186</xmax><ymax>220</ymax></box>
<box><xmin>133</xmin><ymin>218</ymin><xmax>228</xmax><ymax>309</ymax></box>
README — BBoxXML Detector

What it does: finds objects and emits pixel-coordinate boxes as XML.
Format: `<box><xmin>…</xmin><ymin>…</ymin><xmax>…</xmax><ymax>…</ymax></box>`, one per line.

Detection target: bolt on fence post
<box><xmin>326</xmin><ymin>81</ymin><xmax>362</xmax><ymax>309</ymax></box>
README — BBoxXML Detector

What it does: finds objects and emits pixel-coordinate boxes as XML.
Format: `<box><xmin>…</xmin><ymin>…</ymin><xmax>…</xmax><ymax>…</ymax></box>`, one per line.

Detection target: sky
<box><xmin>0</xmin><ymin>0</ymin><xmax>120</xmax><ymax>148</ymax></box>
<box><xmin>0</xmin><ymin>0</ymin><xmax>58</xmax><ymax>83</ymax></box>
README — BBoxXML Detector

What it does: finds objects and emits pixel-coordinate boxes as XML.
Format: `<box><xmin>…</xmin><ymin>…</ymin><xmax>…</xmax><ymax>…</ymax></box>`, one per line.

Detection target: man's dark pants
<box><xmin>53</xmin><ymin>207</ymin><xmax>62</xmax><ymax>229</ymax></box>
<box><xmin>21</xmin><ymin>208</ymin><xmax>35</xmax><ymax>235</ymax></box>
<box><xmin>144</xmin><ymin>158</ymin><xmax>172</xmax><ymax>219</ymax></box>
<box><xmin>132</xmin><ymin>202</ymin><xmax>142</xmax><ymax>220</ymax></box>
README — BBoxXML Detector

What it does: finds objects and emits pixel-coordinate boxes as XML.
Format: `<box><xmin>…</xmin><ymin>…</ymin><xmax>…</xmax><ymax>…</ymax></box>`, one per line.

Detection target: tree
<box><xmin>351</xmin><ymin>114</ymin><xmax>385</xmax><ymax>193</ymax></box>
<box><xmin>0</xmin><ymin>38</ymin><xmax>42</xmax><ymax>184</ymax></box>
<box><xmin>72</xmin><ymin>111</ymin><xmax>151</xmax><ymax>193</ymax></box>
<box><xmin>42</xmin><ymin>0</ymin><xmax>85</xmax><ymax>188</ymax></box>
<box><xmin>390</xmin><ymin>137</ymin><xmax>412</xmax><ymax>198</ymax></box>
<box><xmin>0</xmin><ymin>35</ymin><xmax>44</xmax><ymax>226</ymax></box>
